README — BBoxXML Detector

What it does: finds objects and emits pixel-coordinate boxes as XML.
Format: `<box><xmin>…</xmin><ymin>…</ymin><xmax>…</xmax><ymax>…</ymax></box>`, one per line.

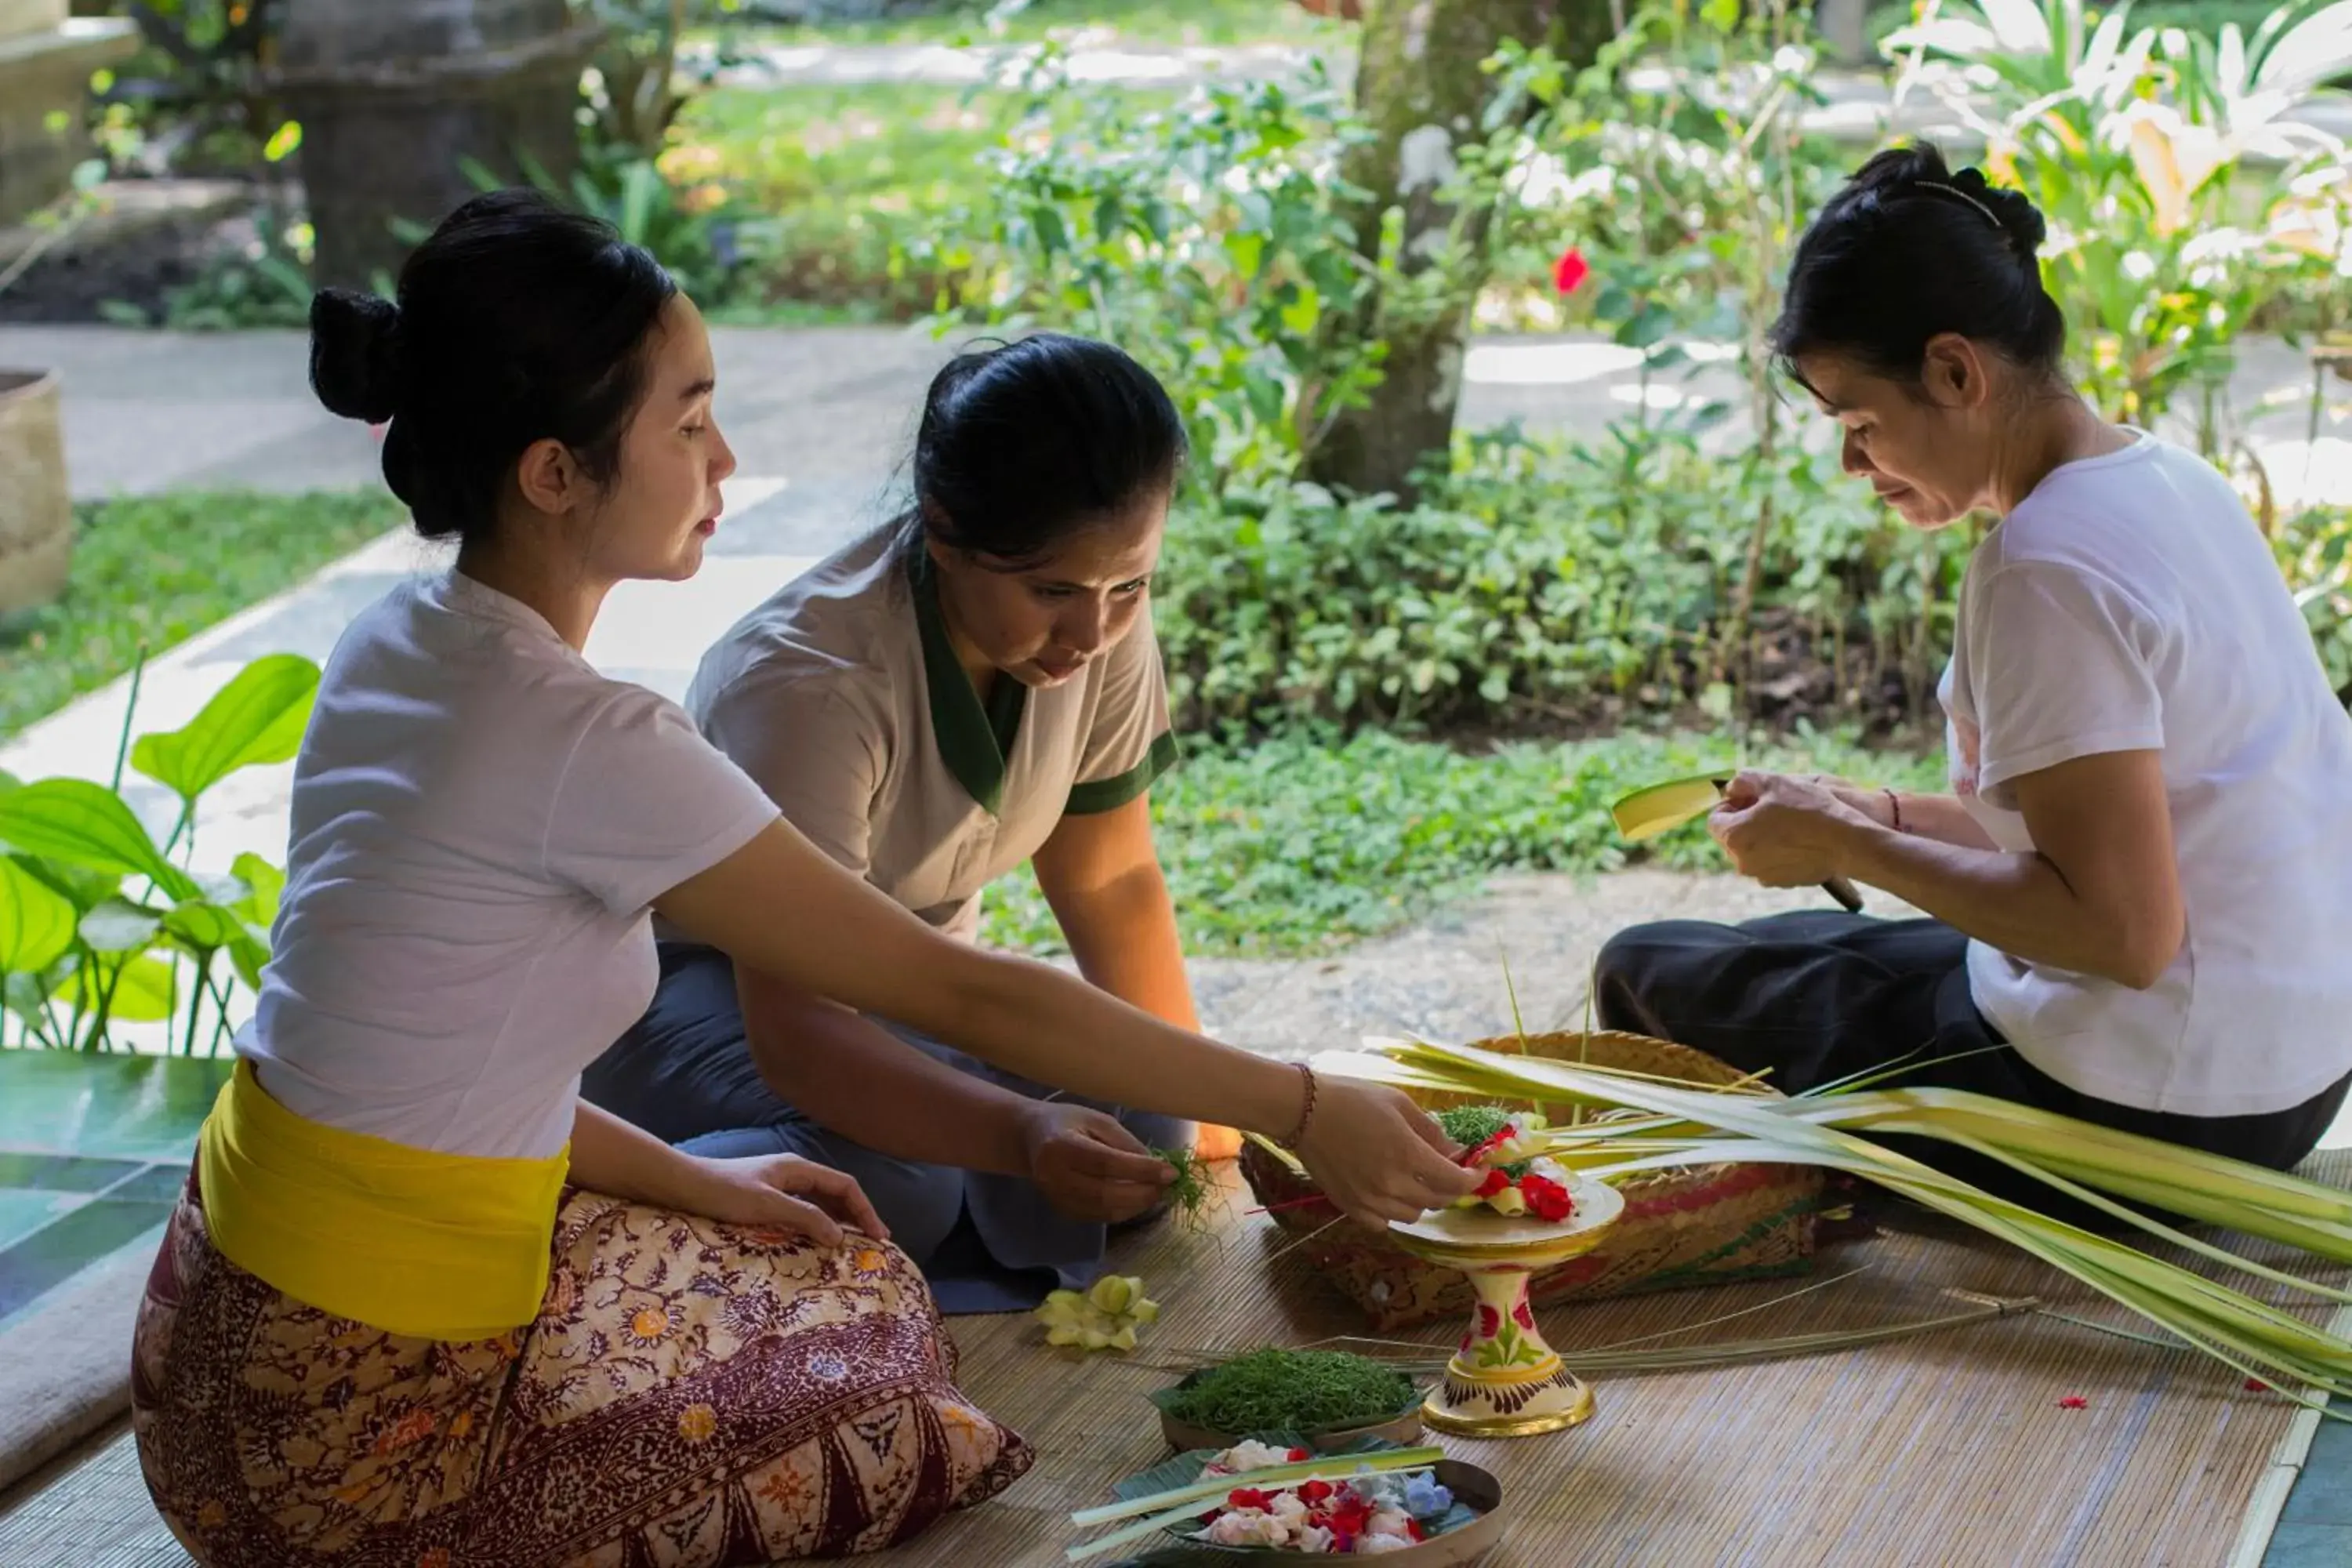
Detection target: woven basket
<box><xmin>0</xmin><ymin>370</ymin><xmax>72</xmax><ymax>617</ymax></box>
<box><xmin>1241</xmin><ymin>1031</ymin><xmax>1826</xmax><ymax>1331</ymax></box>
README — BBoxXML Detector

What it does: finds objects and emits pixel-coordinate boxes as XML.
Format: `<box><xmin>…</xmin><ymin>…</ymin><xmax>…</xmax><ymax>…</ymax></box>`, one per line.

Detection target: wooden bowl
<box><xmin>1125</xmin><ymin>1454</ymin><xmax>1508</xmax><ymax>1564</ymax></box>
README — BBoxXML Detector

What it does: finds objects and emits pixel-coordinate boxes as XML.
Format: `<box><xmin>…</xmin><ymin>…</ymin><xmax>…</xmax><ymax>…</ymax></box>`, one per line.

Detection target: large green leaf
<box><xmin>0</xmin><ymin>857</ymin><xmax>76</xmax><ymax>975</ymax></box>
<box><xmin>130</xmin><ymin>654</ymin><xmax>320</xmax><ymax>807</ymax></box>
<box><xmin>163</xmin><ymin>899</ymin><xmax>245</xmax><ymax>952</ymax></box>
<box><xmin>230</xmin><ymin>852</ymin><xmax>285</xmax><ymax>927</ymax></box>
<box><xmin>79</xmin><ymin>898</ymin><xmax>163</xmax><ymax>954</ymax></box>
<box><xmin>53</xmin><ymin>953</ymin><xmax>176</xmax><ymax>1022</ymax></box>
<box><xmin>0</xmin><ymin>780</ymin><xmax>198</xmax><ymax>902</ymax></box>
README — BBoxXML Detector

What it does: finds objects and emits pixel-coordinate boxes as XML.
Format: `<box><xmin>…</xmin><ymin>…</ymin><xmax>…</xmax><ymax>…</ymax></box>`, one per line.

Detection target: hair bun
<box><xmin>309</xmin><ymin>287</ymin><xmax>404</xmax><ymax>424</ymax></box>
<box><xmin>1952</xmin><ymin>166</ymin><xmax>2047</xmax><ymax>259</ymax></box>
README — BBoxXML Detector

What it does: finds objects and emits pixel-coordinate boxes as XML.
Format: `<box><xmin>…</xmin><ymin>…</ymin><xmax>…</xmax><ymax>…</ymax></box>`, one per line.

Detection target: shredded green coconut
<box><xmin>1436</xmin><ymin>1104</ymin><xmax>1533</xmax><ymax>1179</ymax></box>
<box><xmin>1153</xmin><ymin>1146</ymin><xmax>1212</xmax><ymax>1228</ymax></box>
<box><xmin>1162</xmin><ymin>1348</ymin><xmax>1418</xmax><ymax>1436</ymax></box>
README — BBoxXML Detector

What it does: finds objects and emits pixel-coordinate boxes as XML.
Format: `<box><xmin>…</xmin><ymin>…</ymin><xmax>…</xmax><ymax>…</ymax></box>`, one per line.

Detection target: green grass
<box><xmin>683</xmin><ymin>80</ymin><xmax>1174</xmax><ymax>316</ymax></box>
<box><xmin>981</xmin><ymin>728</ymin><xmax>1945</xmax><ymax>958</ymax></box>
<box><xmin>711</xmin><ymin>0</ymin><xmax>1346</xmax><ymax>49</ymax></box>
<box><xmin>0</xmin><ymin>490</ymin><xmax>406</xmax><ymax>742</ymax></box>
<box><xmin>684</xmin><ymin>82</ymin><xmax>1034</xmax><ymax>316</ymax></box>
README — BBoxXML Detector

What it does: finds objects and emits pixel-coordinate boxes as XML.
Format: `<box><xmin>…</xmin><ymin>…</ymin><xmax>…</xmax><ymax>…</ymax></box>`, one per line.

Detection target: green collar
<box><xmin>908</xmin><ymin>545</ymin><xmax>1025</xmax><ymax>815</ymax></box>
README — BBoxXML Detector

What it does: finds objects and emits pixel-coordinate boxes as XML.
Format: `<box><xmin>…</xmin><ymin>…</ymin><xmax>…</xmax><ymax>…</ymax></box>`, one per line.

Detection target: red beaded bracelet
<box><xmin>1282</xmin><ymin>1061</ymin><xmax>1320</xmax><ymax>1149</ymax></box>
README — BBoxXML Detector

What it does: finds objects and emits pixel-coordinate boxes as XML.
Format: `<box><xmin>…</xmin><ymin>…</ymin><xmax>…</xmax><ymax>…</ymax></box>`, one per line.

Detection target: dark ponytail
<box><xmin>908</xmin><ymin>332</ymin><xmax>1186</xmax><ymax>567</ymax></box>
<box><xmin>1769</xmin><ymin>141</ymin><xmax>2065</xmax><ymax>387</ymax></box>
<box><xmin>307</xmin><ymin>188</ymin><xmax>679</xmax><ymax>545</ymax></box>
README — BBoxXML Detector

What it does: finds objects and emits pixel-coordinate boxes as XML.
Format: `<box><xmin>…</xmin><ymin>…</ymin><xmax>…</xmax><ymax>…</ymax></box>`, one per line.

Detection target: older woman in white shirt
<box><xmin>1595</xmin><ymin>143</ymin><xmax>2352</xmax><ymax>1214</ymax></box>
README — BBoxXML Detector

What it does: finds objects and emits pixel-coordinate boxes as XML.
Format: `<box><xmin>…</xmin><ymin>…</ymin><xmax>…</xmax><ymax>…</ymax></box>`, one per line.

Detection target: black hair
<box><xmin>1769</xmin><ymin>141</ymin><xmax>2065</xmax><ymax>390</ymax></box>
<box><xmin>909</xmin><ymin>332</ymin><xmax>1186</xmax><ymax>566</ymax></box>
<box><xmin>307</xmin><ymin>188</ymin><xmax>679</xmax><ymax>545</ymax></box>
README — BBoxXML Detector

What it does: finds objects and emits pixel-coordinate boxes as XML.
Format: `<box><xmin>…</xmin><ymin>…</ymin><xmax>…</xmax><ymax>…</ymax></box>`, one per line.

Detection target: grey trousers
<box><xmin>581</xmin><ymin>942</ymin><xmax>1189</xmax><ymax>1313</ymax></box>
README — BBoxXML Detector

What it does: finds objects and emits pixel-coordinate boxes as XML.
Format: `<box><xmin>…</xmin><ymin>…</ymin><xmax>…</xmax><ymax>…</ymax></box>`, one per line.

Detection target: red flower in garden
<box><xmin>1513</xmin><ymin>1299</ymin><xmax>1535</xmax><ymax>1330</ymax></box>
<box><xmin>1478</xmin><ymin>1304</ymin><xmax>1501</xmax><ymax>1338</ymax></box>
<box><xmin>2057</xmin><ymin>1395</ymin><xmax>2089</xmax><ymax>1410</ymax></box>
<box><xmin>1521</xmin><ymin>1174</ymin><xmax>1575</xmax><ymax>1222</ymax></box>
<box><xmin>1552</xmin><ymin>245</ymin><xmax>1590</xmax><ymax>296</ymax></box>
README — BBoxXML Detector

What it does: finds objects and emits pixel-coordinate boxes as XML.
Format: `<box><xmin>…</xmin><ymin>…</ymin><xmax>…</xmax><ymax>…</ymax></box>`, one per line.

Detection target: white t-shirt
<box><xmin>1942</xmin><ymin>431</ymin><xmax>2352</xmax><ymax>1117</ymax></box>
<box><xmin>241</xmin><ymin>572</ymin><xmax>780</xmax><ymax>1160</ymax></box>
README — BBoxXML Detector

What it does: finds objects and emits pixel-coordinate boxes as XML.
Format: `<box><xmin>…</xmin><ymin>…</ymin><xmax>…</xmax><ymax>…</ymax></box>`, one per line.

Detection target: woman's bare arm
<box><xmin>653</xmin><ymin>818</ymin><xmax>1476</xmax><ymax>1223</ymax></box>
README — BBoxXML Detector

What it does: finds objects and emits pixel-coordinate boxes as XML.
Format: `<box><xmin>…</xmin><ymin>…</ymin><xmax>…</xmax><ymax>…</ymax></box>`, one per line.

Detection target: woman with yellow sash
<box><xmin>129</xmin><ymin>191</ymin><xmax>1475</xmax><ymax>1568</ymax></box>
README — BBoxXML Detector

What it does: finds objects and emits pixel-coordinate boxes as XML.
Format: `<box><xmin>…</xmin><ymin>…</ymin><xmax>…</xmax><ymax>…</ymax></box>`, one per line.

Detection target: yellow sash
<box><xmin>195</xmin><ymin>1060</ymin><xmax>569</xmax><ymax>1341</ymax></box>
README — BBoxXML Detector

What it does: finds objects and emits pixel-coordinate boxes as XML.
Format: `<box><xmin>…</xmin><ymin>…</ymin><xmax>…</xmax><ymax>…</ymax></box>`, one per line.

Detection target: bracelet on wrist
<box><xmin>1280</xmin><ymin>1061</ymin><xmax>1319</xmax><ymax>1149</ymax></box>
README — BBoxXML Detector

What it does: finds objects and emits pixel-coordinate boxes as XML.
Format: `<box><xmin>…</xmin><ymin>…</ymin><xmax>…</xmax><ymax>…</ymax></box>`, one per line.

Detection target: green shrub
<box><xmin>1155</xmin><ymin>427</ymin><xmax>1966</xmax><ymax>735</ymax></box>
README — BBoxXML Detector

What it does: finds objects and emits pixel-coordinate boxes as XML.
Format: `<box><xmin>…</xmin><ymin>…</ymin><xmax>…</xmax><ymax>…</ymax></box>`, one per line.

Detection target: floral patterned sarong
<box><xmin>130</xmin><ymin>1175</ymin><xmax>1032</xmax><ymax>1566</ymax></box>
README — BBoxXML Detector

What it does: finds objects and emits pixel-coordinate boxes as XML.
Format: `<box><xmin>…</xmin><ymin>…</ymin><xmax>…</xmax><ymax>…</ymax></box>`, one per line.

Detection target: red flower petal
<box><xmin>2246</xmin><ymin>1377</ymin><xmax>2272</xmax><ymax>1392</ymax></box>
<box><xmin>1520</xmin><ymin>1174</ymin><xmax>1576</xmax><ymax>1222</ymax></box>
<box><xmin>1229</xmin><ymin>1487</ymin><xmax>1275</xmax><ymax>1512</ymax></box>
<box><xmin>1552</xmin><ymin>245</ymin><xmax>1590</xmax><ymax>296</ymax></box>
<box><xmin>1475</xmin><ymin>1168</ymin><xmax>1511</xmax><ymax>1198</ymax></box>
<box><xmin>2057</xmin><ymin>1395</ymin><xmax>2088</xmax><ymax>1410</ymax></box>
<box><xmin>1513</xmin><ymin>1299</ymin><xmax>1535</xmax><ymax>1330</ymax></box>
<box><xmin>1478</xmin><ymin>1304</ymin><xmax>1501</xmax><ymax>1338</ymax></box>
<box><xmin>1301</xmin><ymin>1480</ymin><xmax>1334</xmax><ymax>1504</ymax></box>
<box><xmin>1287</xmin><ymin>1447</ymin><xmax>1310</xmax><ymax>1462</ymax></box>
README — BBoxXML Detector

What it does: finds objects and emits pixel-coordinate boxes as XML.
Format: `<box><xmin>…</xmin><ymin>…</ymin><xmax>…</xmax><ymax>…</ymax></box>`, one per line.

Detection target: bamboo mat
<box><xmin>859</xmin><ymin>1154</ymin><xmax>2352</xmax><ymax>1568</ymax></box>
<box><xmin>4</xmin><ymin>1156</ymin><xmax>2343</xmax><ymax>1568</ymax></box>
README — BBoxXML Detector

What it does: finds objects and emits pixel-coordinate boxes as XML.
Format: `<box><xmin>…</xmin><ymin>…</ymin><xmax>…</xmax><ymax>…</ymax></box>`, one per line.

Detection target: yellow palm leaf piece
<box><xmin>1609</xmin><ymin>772</ymin><xmax>1730</xmax><ymax>844</ymax></box>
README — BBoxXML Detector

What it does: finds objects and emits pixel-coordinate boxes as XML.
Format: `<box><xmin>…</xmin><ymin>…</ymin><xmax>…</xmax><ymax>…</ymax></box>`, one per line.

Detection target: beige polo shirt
<box><xmin>679</xmin><ymin>523</ymin><xmax>1177</xmax><ymax>941</ymax></box>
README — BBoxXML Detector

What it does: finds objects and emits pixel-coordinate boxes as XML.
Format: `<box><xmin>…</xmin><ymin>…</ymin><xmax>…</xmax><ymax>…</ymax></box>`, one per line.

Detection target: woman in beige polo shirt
<box><xmin>586</xmin><ymin>333</ymin><xmax>1229</xmax><ymax>1310</ymax></box>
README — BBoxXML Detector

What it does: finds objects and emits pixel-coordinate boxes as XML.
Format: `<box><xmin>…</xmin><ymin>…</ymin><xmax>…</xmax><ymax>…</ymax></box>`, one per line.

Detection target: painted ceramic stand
<box><xmin>1385</xmin><ymin>1178</ymin><xmax>1625</xmax><ymax>1438</ymax></box>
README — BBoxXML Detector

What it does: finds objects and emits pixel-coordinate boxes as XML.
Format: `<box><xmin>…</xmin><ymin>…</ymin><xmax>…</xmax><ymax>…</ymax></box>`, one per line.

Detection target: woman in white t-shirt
<box><xmin>129</xmin><ymin>191</ymin><xmax>1474</xmax><ymax>1568</ymax></box>
<box><xmin>1594</xmin><ymin>143</ymin><xmax>2352</xmax><ymax>1210</ymax></box>
<box><xmin>584</xmin><ymin>336</ymin><xmax>1232</xmax><ymax>1316</ymax></box>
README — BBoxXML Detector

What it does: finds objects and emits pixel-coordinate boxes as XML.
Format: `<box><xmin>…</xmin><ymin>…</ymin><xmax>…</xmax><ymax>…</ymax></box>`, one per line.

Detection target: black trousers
<box><xmin>1592</xmin><ymin>912</ymin><xmax>2350</xmax><ymax>1229</ymax></box>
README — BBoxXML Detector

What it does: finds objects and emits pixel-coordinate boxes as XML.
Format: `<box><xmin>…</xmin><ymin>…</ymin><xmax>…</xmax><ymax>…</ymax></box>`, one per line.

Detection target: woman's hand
<box><xmin>1295</xmin><ymin>1078</ymin><xmax>1480</xmax><ymax>1227</ymax></box>
<box><xmin>1021</xmin><ymin>1102</ymin><xmax>1175</xmax><ymax>1224</ymax></box>
<box><xmin>1709</xmin><ymin>770</ymin><xmax>1878</xmax><ymax>888</ymax></box>
<box><xmin>677</xmin><ymin>1152</ymin><xmax>888</xmax><ymax>1249</ymax></box>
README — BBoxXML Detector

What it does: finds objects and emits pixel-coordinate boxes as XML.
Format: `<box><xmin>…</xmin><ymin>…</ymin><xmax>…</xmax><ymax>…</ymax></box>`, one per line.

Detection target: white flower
<box><xmin>1205</xmin><ymin>1508</ymin><xmax>1291</xmax><ymax>1547</ymax></box>
<box><xmin>1368</xmin><ymin>1507</ymin><xmax>1415</xmax><ymax>1539</ymax></box>
<box><xmin>1271</xmin><ymin>1493</ymin><xmax>1312</xmax><ymax>1529</ymax></box>
<box><xmin>1356</xmin><ymin>1534</ymin><xmax>1415</xmax><ymax>1555</ymax></box>
<box><xmin>1294</xmin><ymin>1524</ymin><xmax>1336</xmax><ymax>1554</ymax></box>
<box><xmin>1528</xmin><ymin>1156</ymin><xmax>1572</xmax><ymax>1185</ymax></box>
<box><xmin>1205</xmin><ymin>1439</ymin><xmax>1295</xmax><ymax>1475</ymax></box>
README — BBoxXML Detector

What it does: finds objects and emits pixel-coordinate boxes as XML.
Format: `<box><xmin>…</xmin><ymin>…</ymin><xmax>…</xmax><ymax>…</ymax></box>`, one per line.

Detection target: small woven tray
<box><xmin>1240</xmin><ymin>1031</ymin><xmax>1826</xmax><ymax>1331</ymax></box>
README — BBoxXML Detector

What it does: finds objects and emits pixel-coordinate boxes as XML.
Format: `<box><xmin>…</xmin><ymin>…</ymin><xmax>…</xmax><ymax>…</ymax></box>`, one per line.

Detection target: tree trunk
<box><xmin>274</xmin><ymin>0</ymin><xmax>601</xmax><ymax>290</ymax></box>
<box><xmin>1306</xmin><ymin>0</ymin><xmax>1615</xmax><ymax>504</ymax></box>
